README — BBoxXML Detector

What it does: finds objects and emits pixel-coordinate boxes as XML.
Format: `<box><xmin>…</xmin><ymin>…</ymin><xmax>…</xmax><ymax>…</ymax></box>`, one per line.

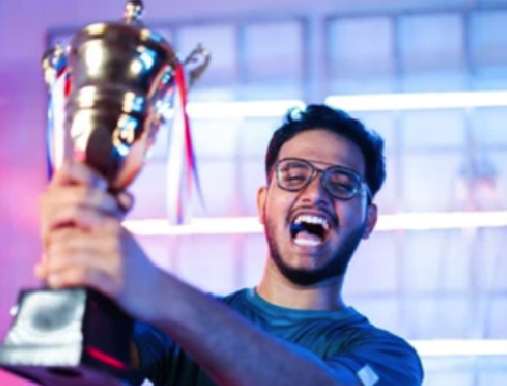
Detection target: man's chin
<box><xmin>273</xmin><ymin>258</ymin><xmax>346</xmax><ymax>286</ymax></box>
<box><xmin>283</xmin><ymin>270</ymin><xmax>339</xmax><ymax>286</ymax></box>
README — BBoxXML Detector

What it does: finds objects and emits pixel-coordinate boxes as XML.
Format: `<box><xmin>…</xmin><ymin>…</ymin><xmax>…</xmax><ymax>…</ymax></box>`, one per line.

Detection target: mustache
<box><xmin>286</xmin><ymin>204</ymin><xmax>338</xmax><ymax>227</ymax></box>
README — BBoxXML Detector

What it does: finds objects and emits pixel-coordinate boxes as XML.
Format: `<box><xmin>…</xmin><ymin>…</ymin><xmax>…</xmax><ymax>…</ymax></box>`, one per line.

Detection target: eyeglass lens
<box><xmin>277</xmin><ymin>159</ymin><xmax>362</xmax><ymax>199</ymax></box>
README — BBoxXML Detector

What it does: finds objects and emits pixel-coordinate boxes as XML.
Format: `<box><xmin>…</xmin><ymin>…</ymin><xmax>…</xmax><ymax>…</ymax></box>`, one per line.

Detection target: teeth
<box><xmin>293</xmin><ymin>215</ymin><xmax>330</xmax><ymax>230</ymax></box>
<box><xmin>294</xmin><ymin>238</ymin><xmax>321</xmax><ymax>247</ymax></box>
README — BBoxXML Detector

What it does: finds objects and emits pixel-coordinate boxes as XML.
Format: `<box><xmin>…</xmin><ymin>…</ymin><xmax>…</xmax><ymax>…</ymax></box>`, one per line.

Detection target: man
<box><xmin>38</xmin><ymin>104</ymin><xmax>423</xmax><ymax>386</ymax></box>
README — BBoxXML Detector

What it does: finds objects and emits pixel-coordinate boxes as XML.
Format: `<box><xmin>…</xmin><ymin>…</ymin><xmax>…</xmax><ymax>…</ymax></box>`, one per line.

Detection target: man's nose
<box><xmin>300</xmin><ymin>172</ymin><xmax>331</xmax><ymax>202</ymax></box>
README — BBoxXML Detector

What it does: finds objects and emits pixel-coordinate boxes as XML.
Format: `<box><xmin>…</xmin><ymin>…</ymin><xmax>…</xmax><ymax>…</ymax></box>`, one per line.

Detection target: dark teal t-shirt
<box><xmin>133</xmin><ymin>288</ymin><xmax>423</xmax><ymax>386</ymax></box>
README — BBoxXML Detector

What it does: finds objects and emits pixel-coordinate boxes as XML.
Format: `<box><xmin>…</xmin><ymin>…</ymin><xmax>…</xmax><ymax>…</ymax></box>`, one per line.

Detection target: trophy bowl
<box><xmin>46</xmin><ymin>0</ymin><xmax>178</xmax><ymax>190</ymax></box>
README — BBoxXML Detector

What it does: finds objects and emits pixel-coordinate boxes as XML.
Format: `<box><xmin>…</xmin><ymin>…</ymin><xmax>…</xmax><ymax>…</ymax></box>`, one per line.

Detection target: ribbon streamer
<box><xmin>46</xmin><ymin>68</ymin><xmax>69</xmax><ymax>179</ymax></box>
<box><xmin>166</xmin><ymin>63</ymin><xmax>204</xmax><ymax>224</ymax></box>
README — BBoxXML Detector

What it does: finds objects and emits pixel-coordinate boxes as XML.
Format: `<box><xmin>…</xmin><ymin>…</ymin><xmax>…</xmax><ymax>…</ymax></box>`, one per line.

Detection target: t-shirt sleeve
<box><xmin>325</xmin><ymin>329</ymin><xmax>423</xmax><ymax>386</ymax></box>
<box><xmin>129</xmin><ymin>320</ymin><xmax>176</xmax><ymax>386</ymax></box>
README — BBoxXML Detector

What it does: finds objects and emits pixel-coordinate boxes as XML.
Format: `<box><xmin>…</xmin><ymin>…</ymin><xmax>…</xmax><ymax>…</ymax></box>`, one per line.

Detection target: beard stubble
<box><xmin>263</xmin><ymin>213</ymin><xmax>366</xmax><ymax>286</ymax></box>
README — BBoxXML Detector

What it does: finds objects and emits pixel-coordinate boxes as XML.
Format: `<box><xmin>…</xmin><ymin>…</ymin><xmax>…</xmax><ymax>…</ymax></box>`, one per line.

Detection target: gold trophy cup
<box><xmin>0</xmin><ymin>1</ymin><xmax>209</xmax><ymax>384</ymax></box>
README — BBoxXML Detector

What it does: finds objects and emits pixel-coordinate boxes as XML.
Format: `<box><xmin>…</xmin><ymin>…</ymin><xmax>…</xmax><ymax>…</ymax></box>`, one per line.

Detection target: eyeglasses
<box><xmin>274</xmin><ymin>158</ymin><xmax>371</xmax><ymax>200</ymax></box>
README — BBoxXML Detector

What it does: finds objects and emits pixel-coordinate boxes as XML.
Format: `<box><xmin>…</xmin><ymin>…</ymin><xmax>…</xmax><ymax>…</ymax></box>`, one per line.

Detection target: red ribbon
<box><xmin>174</xmin><ymin>63</ymin><xmax>204</xmax><ymax>222</ymax></box>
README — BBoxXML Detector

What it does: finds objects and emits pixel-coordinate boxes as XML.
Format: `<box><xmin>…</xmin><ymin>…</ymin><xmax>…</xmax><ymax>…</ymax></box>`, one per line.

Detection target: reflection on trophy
<box><xmin>0</xmin><ymin>1</ymin><xmax>209</xmax><ymax>384</ymax></box>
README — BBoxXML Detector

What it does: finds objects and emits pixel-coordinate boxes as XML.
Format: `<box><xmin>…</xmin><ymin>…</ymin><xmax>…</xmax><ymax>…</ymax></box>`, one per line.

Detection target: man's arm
<box><xmin>39</xmin><ymin>162</ymin><xmax>362</xmax><ymax>386</ymax></box>
<box><xmin>138</xmin><ymin>271</ymin><xmax>361</xmax><ymax>386</ymax></box>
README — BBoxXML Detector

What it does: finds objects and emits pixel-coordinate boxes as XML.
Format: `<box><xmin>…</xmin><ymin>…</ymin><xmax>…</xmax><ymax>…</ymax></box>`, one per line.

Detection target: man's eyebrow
<box><xmin>281</xmin><ymin>157</ymin><xmax>362</xmax><ymax>174</ymax></box>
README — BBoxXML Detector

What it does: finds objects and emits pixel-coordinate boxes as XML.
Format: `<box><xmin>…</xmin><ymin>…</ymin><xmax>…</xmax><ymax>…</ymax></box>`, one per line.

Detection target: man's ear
<box><xmin>256</xmin><ymin>186</ymin><xmax>267</xmax><ymax>225</ymax></box>
<box><xmin>363</xmin><ymin>203</ymin><xmax>378</xmax><ymax>240</ymax></box>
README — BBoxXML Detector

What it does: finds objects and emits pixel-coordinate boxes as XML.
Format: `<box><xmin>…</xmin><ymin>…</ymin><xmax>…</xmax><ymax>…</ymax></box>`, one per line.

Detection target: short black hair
<box><xmin>265</xmin><ymin>104</ymin><xmax>386</xmax><ymax>198</ymax></box>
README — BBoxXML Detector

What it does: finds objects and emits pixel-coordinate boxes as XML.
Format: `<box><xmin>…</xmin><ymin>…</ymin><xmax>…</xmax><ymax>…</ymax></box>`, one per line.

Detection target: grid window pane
<box><xmin>244</xmin><ymin>21</ymin><xmax>303</xmax><ymax>82</ymax></box>
<box><xmin>470</xmin><ymin>11</ymin><xmax>507</xmax><ymax>88</ymax></box>
<box><xmin>328</xmin><ymin>16</ymin><xmax>395</xmax><ymax>93</ymax></box>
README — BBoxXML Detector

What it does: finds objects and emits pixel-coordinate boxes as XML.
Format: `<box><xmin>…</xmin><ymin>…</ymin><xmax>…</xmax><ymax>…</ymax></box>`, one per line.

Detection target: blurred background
<box><xmin>1</xmin><ymin>0</ymin><xmax>507</xmax><ymax>385</ymax></box>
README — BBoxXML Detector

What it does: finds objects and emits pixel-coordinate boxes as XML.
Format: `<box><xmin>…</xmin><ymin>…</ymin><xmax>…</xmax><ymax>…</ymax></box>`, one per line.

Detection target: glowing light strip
<box><xmin>167</xmin><ymin>90</ymin><xmax>507</xmax><ymax>119</ymax></box>
<box><xmin>123</xmin><ymin>211</ymin><xmax>507</xmax><ymax>236</ymax></box>
<box><xmin>186</xmin><ymin>100</ymin><xmax>305</xmax><ymax>118</ymax></box>
<box><xmin>411</xmin><ymin>339</ymin><xmax>507</xmax><ymax>357</ymax></box>
<box><xmin>378</xmin><ymin>211</ymin><xmax>507</xmax><ymax>231</ymax></box>
<box><xmin>162</xmin><ymin>90</ymin><xmax>507</xmax><ymax>119</ymax></box>
<box><xmin>124</xmin><ymin>217</ymin><xmax>261</xmax><ymax>235</ymax></box>
<box><xmin>325</xmin><ymin>90</ymin><xmax>507</xmax><ymax>111</ymax></box>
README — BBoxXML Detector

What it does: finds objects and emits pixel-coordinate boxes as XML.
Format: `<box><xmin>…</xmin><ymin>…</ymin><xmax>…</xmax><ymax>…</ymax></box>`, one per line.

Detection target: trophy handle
<box><xmin>124</xmin><ymin>0</ymin><xmax>144</xmax><ymax>24</ymax></box>
<box><xmin>183</xmin><ymin>44</ymin><xmax>211</xmax><ymax>88</ymax></box>
<box><xmin>42</xmin><ymin>44</ymin><xmax>68</xmax><ymax>87</ymax></box>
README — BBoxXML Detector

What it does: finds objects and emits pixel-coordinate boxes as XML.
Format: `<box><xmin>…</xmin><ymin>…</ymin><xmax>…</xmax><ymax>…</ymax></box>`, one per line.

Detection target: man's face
<box><xmin>257</xmin><ymin>129</ymin><xmax>377</xmax><ymax>286</ymax></box>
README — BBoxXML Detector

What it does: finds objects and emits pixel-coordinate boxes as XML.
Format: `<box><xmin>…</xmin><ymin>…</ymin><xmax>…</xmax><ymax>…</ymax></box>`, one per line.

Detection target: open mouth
<box><xmin>289</xmin><ymin>214</ymin><xmax>332</xmax><ymax>247</ymax></box>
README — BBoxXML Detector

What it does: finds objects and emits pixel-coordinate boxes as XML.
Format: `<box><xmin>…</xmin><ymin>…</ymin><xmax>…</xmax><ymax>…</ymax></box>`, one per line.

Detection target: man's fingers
<box><xmin>46</xmin><ymin>216</ymin><xmax>121</xmax><ymax>242</ymax></box>
<box><xmin>47</xmin><ymin>227</ymin><xmax>119</xmax><ymax>264</ymax></box>
<box><xmin>34</xmin><ymin>261</ymin><xmax>47</xmax><ymax>281</ymax></box>
<box><xmin>41</xmin><ymin>187</ymin><xmax>125</xmax><ymax>239</ymax></box>
<box><xmin>43</xmin><ymin>186</ymin><xmax>118</xmax><ymax>213</ymax></box>
<box><xmin>44</xmin><ymin>226</ymin><xmax>121</xmax><ymax>289</ymax></box>
<box><xmin>42</xmin><ymin>205</ymin><xmax>107</xmax><ymax>235</ymax></box>
<box><xmin>116</xmin><ymin>191</ymin><xmax>135</xmax><ymax>214</ymax></box>
<box><xmin>46</xmin><ymin>265</ymin><xmax>112</xmax><ymax>294</ymax></box>
<box><xmin>45</xmin><ymin>249</ymin><xmax>120</xmax><ymax>296</ymax></box>
<box><xmin>50</xmin><ymin>161</ymin><xmax>108</xmax><ymax>190</ymax></box>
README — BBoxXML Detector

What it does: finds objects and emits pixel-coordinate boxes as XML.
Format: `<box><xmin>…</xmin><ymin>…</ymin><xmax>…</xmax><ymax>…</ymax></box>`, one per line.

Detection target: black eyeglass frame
<box><xmin>273</xmin><ymin>157</ymin><xmax>372</xmax><ymax>201</ymax></box>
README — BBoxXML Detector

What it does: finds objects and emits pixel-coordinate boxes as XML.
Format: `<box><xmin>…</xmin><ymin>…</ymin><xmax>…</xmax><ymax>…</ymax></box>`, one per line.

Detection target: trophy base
<box><xmin>2</xmin><ymin>364</ymin><xmax>132</xmax><ymax>386</ymax></box>
<box><xmin>0</xmin><ymin>287</ymin><xmax>138</xmax><ymax>385</ymax></box>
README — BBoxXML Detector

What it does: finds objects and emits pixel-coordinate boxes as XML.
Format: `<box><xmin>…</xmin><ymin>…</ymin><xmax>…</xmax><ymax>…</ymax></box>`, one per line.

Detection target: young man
<box><xmin>38</xmin><ymin>104</ymin><xmax>423</xmax><ymax>386</ymax></box>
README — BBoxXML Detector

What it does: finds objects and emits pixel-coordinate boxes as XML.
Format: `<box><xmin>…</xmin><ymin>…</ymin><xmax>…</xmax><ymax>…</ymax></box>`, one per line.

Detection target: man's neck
<box><xmin>256</xmin><ymin>259</ymin><xmax>345</xmax><ymax>311</ymax></box>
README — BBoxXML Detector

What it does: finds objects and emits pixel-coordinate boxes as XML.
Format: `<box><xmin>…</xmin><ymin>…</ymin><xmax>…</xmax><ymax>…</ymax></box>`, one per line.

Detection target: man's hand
<box><xmin>36</xmin><ymin>161</ymin><xmax>163</xmax><ymax>321</ymax></box>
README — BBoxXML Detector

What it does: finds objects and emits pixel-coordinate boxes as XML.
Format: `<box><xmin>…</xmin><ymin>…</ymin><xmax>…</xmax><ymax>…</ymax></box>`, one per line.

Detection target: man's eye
<box><xmin>332</xmin><ymin>183</ymin><xmax>354</xmax><ymax>192</ymax></box>
<box><xmin>287</xmin><ymin>173</ymin><xmax>306</xmax><ymax>179</ymax></box>
<box><xmin>328</xmin><ymin>171</ymin><xmax>356</xmax><ymax>185</ymax></box>
<box><xmin>285</xmin><ymin>175</ymin><xmax>306</xmax><ymax>183</ymax></box>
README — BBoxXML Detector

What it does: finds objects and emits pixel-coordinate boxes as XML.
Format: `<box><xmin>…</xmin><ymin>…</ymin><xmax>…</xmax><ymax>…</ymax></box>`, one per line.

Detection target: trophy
<box><xmin>0</xmin><ymin>1</ymin><xmax>209</xmax><ymax>384</ymax></box>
